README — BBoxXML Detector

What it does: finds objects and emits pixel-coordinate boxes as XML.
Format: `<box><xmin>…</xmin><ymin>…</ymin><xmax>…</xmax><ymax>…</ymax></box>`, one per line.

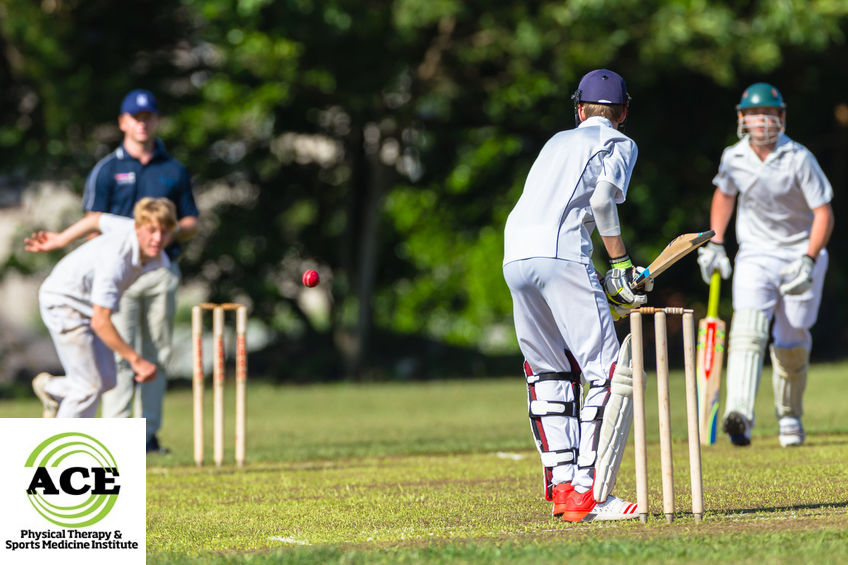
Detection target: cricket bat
<box><xmin>696</xmin><ymin>270</ymin><xmax>725</xmax><ymax>445</ymax></box>
<box><xmin>630</xmin><ymin>230</ymin><xmax>715</xmax><ymax>290</ymax></box>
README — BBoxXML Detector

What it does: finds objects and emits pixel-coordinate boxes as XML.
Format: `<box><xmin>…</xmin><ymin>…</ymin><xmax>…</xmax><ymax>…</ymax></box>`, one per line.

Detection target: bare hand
<box><xmin>132</xmin><ymin>358</ymin><xmax>158</xmax><ymax>383</ymax></box>
<box><xmin>24</xmin><ymin>231</ymin><xmax>63</xmax><ymax>253</ymax></box>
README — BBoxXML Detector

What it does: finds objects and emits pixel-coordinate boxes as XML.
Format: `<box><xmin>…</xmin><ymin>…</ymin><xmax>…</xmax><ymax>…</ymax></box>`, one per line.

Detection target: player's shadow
<box><xmin>805</xmin><ymin>436</ymin><xmax>848</xmax><ymax>447</ymax></box>
<box><xmin>717</xmin><ymin>500</ymin><xmax>848</xmax><ymax>516</ymax></box>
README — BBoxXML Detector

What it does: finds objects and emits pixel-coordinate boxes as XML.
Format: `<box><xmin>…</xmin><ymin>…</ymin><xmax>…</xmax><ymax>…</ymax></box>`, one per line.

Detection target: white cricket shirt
<box><xmin>713</xmin><ymin>134</ymin><xmax>832</xmax><ymax>256</ymax></box>
<box><xmin>503</xmin><ymin>116</ymin><xmax>638</xmax><ymax>265</ymax></box>
<box><xmin>39</xmin><ymin>214</ymin><xmax>169</xmax><ymax>316</ymax></box>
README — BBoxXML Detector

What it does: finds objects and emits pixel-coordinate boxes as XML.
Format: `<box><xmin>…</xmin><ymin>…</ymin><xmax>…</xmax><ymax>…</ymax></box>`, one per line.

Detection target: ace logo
<box><xmin>0</xmin><ymin>419</ymin><xmax>145</xmax><ymax>565</ymax></box>
<box><xmin>24</xmin><ymin>432</ymin><xmax>121</xmax><ymax>528</ymax></box>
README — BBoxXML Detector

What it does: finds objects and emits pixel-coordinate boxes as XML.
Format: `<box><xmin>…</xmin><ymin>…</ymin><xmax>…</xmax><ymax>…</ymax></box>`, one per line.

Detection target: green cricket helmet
<box><xmin>736</xmin><ymin>82</ymin><xmax>786</xmax><ymax>110</ymax></box>
<box><xmin>736</xmin><ymin>82</ymin><xmax>785</xmax><ymax>145</ymax></box>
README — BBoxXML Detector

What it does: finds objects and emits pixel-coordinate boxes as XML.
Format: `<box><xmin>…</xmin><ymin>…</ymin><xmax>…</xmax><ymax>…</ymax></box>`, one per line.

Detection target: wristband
<box><xmin>609</xmin><ymin>254</ymin><xmax>633</xmax><ymax>270</ymax></box>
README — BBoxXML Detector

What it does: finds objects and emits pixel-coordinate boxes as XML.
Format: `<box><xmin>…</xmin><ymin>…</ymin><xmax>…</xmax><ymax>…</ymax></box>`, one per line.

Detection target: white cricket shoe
<box><xmin>32</xmin><ymin>372</ymin><xmax>59</xmax><ymax>418</ymax></box>
<box><xmin>585</xmin><ymin>495</ymin><xmax>641</xmax><ymax>522</ymax></box>
<box><xmin>778</xmin><ymin>417</ymin><xmax>805</xmax><ymax>447</ymax></box>
<box><xmin>562</xmin><ymin>488</ymin><xmax>639</xmax><ymax>522</ymax></box>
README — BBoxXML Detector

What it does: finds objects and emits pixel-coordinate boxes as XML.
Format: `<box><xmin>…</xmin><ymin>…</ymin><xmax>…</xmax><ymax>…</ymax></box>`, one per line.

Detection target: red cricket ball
<box><xmin>302</xmin><ymin>269</ymin><xmax>320</xmax><ymax>287</ymax></box>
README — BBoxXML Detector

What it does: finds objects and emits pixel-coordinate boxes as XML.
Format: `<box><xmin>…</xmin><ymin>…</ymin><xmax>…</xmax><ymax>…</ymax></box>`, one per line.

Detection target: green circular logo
<box><xmin>25</xmin><ymin>432</ymin><xmax>120</xmax><ymax>528</ymax></box>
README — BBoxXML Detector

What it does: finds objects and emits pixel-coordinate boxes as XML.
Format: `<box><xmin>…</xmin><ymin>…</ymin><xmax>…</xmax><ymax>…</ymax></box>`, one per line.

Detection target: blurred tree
<box><xmin>0</xmin><ymin>0</ymin><xmax>192</xmax><ymax>183</ymax></box>
<box><xmin>2</xmin><ymin>0</ymin><xmax>847</xmax><ymax>379</ymax></box>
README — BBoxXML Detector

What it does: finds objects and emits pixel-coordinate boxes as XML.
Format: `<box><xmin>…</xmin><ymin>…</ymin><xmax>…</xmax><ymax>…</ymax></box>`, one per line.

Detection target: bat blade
<box><xmin>697</xmin><ymin>318</ymin><xmax>725</xmax><ymax>444</ymax></box>
<box><xmin>696</xmin><ymin>271</ymin><xmax>725</xmax><ymax>445</ymax></box>
<box><xmin>631</xmin><ymin>230</ymin><xmax>714</xmax><ymax>289</ymax></box>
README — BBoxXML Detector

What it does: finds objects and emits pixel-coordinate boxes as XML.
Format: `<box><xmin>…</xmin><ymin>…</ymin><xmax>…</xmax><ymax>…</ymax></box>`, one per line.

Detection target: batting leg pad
<box><xmin>526</xmin><ymin>368</ymin><xmax>581</xmax><ymax>500</ymax></box>
<box><xmin>593</xmin><ymin>334</ymin><xmax>636</xmax><ymax>503</ymax></box>
<box><xmin>771</xmin><ymin>344</ymin><xmax>808</xmax><ymax>419</ymax></box>
<box><xmin>723</xmin><ymin>308</ymin><xmax>769</xmax><ymax>423</ymax></box>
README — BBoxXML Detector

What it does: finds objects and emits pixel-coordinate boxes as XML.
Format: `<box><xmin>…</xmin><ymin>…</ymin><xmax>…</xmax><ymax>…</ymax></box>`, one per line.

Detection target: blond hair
<box><xmin>581</xmin><ymin>102</ymin><xmax>625</xmax><ymax>123</ymax></box>
<box><xmin>133</xmin><ymin>197</ymin><xmax>177</xmax><ymax>231</ymax></box>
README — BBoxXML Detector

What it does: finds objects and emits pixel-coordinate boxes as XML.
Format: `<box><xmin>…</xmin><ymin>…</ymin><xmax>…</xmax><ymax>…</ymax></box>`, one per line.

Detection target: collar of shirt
<box><xmin>734</xmin><ymin>133</ymin><xmax>791</xmax><ymax>160</ymax></box>
<box><xmin>769</xmin><ymin>133</ymin><xmax>791</xmax><ymax>157</ymax></box>
<box><xmin>578</xmin><ymin>116</ymin><xmax>614</xmax><ymax>129</ymax></box>
<box><xmin>116</xmin><ymin>138</ymin><xmax>167</xmax><ymax>163</ymax></box>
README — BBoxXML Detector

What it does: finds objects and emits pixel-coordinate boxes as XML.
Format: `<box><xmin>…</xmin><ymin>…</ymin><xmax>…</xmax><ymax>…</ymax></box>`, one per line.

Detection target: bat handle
<box><xmin>707</xmin><ymin>271</ymin><xmax>722</xmax><ymax>318</ymax></box>
<box><xmin>630</xmin><ymin>270</ymin><xmax>651</xmax><ymax>290</ymax></box>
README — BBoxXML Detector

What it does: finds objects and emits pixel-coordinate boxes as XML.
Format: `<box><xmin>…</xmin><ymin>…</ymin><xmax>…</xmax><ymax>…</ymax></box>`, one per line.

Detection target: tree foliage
<box><xmin>2</xmin><ymin>0</ymin><xmax>848</xmax><ymax>378</ymax></box>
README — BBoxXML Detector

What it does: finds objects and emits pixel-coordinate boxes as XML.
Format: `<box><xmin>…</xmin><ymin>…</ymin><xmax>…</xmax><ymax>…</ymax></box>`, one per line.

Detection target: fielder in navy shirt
<box><xmin>83</xmin><ymin>130</ymin><xmax>197</xmax><ymax>257</ymax></box>
<box><xmin>82</xmin><ymin>89</ymin><xmax>199</xmax><ymax>454</ymax></box>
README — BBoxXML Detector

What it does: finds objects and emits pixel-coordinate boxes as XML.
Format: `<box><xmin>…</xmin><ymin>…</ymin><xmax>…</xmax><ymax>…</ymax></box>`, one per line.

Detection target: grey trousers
<box><xmin>100</xmin><ymin>261</ymin><xmax>180</xmax><ymax>441</ymax></box>
<box><xmin>41</xmin><ymin>302</ymin><xmax>116</xmax><ymax>418</ymax></box>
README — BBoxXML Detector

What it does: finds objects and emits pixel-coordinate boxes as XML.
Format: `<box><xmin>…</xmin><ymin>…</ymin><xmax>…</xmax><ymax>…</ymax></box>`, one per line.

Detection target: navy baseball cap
<box><xmin>120</xmin><ymin>89</ymin><xmax>158</xmax><ymax>115</ymax></box>
<box><xmin>574</xmin><ymin>69</ymin><xmax>629</xmax><ymax>105</ymax></box>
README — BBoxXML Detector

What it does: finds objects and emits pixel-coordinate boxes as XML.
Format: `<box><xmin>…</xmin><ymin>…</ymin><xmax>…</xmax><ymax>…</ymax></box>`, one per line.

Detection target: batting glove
<box><xmin>606</xmin><ymin>265</ymin><xmax>653</xmax><ymax>320</ymax></box>
<box><xmin>604</xmin><ymin>255</ymin><xmax>649</xmax><ymax>309</ymax></box>
<box><xmin>633</xmin><ymin>265</ymin><xmax>654</xmax><ymax>293</ymax></box>
<box><xmin>607</xmin><ymin>303</ymin><xmax>627</xmax><ymax>321</ymax></box>
<box><xmin>779</xmin><ymin>255</ymin><xmax>815</xmax><ymax>296</ymax></box>
<box><xmin>696</xmin><ymin>241</ymin><xmax>732</xmax><ymax>284</ymax></box>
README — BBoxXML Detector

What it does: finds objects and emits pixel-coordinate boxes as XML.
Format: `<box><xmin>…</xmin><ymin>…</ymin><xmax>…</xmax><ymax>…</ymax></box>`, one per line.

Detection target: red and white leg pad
<box><xmin>525</xmin><ymin>363</ymin><xmax>581</xmax><ymax>501</ymax></box>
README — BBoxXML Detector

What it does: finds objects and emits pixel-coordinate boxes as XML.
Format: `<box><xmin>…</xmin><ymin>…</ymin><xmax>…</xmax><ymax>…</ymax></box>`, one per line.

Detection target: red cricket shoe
<box><xmin>562</xmin><ymin>488</ymin><xmax>639</xmax><ymax>522</ymax></box>
<box><xmin>551</xmin><ymin>482</ymin><xmax>574</xmax><ymax>517</ymax></box>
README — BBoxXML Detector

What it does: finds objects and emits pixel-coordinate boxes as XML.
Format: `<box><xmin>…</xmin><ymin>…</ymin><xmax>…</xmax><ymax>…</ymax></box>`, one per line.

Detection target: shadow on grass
<box><xmin>807</xmin><ymin>437</ymin><xmax>848</xmax><ymax>447</ymax></box>
<box><xmin>720</xmin><ymin>499</ymin><xmax>848</xmax><ymax>516</ymax></box>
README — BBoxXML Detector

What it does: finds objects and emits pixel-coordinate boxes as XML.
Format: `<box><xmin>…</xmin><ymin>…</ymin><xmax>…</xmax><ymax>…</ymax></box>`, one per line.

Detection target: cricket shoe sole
<box><xmin>723</xmin><ymin>411</ymin><xmax>751</xmax><ymax>446</ymax></box>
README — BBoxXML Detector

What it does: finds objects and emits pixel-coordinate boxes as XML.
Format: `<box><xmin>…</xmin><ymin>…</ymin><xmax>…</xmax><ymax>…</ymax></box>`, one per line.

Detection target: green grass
<box><xmin>3</xmin><ymin>362</ymin><xmax>848</xmax><ymax>563</ymax></box>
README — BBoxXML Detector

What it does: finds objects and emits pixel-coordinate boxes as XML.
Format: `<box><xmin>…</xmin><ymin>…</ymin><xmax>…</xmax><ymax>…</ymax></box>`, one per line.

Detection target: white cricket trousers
<box><xmin>504</xmin><ymin>257</ymin><xmax>621</xmax><ymax>491</ymax></box>
<box><xmin>40</xmin><ymin>301</ymin><xmax>117</xmax><ymax>418</ymax></box>
<box><xmin>732</xmin><ymin>248</ymin><xmax>828</xmax><ymax>349</ymax></box>
<box><xmin>101</xmin><ymin>262</ymin><xmax>180</xmax><ymax>442</ymax></box>
<box><xmin>723</xmin><ymin>248</ymin><xmax>828</xmax><ymax>423</ymax></box>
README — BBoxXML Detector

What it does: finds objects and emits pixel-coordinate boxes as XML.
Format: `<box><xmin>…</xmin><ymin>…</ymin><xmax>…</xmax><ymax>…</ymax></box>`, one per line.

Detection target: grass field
<box><xmin>2</xmin><ymin>362</ymin><xmax>848</xmax><ymax>563</ymax></box>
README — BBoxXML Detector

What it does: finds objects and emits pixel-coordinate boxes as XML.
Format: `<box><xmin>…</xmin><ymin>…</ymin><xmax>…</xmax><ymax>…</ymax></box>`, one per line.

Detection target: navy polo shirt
<box><xmin>82</xmin><ymin>139</ymin><xmax>198</xmax><ymax>259</ymax></box>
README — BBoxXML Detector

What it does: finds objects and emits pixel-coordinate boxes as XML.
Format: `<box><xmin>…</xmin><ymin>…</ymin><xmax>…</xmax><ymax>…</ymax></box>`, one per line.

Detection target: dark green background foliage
<box><xmin>2</xmin><ymin>1</ymin><xmax>847</xmax><ymax>379</ymax></box>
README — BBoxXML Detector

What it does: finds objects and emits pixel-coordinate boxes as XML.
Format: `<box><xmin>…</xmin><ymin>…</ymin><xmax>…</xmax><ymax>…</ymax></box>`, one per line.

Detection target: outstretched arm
<box><xmin>24</xmin><ymin>212</ymin><xmax>103</xmax><ymax>253</ymax></box>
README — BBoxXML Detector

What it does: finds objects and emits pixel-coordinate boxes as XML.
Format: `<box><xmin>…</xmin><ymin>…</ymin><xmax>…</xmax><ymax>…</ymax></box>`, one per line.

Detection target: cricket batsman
<box><xmin>26</xmin><ymin>198</ymin><xmax>177</xmax><ymax>418</ymax></box>
<box><xmin>697</xmin><ymin>83</ymin><xmax>834</xmax><ymax>447</ymax></box>
<box><xmin>503</xmin><ymin>69</ymin><xmax>652</xmax><ymax>522</ymax></box>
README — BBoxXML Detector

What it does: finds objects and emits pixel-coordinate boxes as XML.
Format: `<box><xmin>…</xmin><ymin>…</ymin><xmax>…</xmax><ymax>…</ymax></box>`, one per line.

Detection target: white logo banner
<box><xmin>0</xmin><ymin>418</ymin><xmax>146</xmax><ymax>564</ymax></box>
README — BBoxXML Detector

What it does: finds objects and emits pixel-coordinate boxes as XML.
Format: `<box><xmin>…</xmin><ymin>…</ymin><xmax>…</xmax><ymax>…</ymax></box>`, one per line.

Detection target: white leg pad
<box><xmin>771</xmin><ymin>344</ymin><xmax>808</xmax><ymax>419</ymax></box>
<box><xmin>593</xmin><ymin>334</ymin><xmax>635</xmax><ymax>503</ymax></box>
<box><xmin>723</xmin><ymin>308</ymin><xmax>769</xmax><ymax>423</ymax></box>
